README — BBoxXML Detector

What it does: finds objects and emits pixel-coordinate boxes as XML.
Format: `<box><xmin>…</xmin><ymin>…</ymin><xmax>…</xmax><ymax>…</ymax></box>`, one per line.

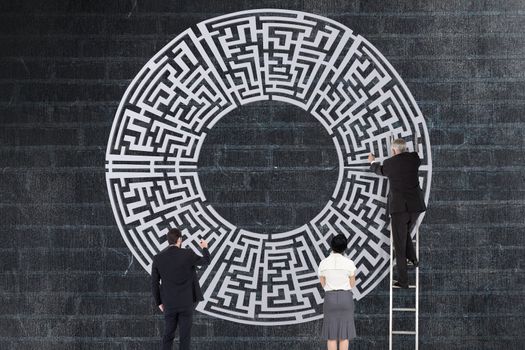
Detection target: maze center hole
<box><xmin>197</xmin><ymin>100</ymin><xmax>340</xmax><ymax>234</ymax></box>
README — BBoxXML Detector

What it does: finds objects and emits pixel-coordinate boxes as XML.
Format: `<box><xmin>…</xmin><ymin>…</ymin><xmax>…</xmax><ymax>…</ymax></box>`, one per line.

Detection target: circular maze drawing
<box><xmin>105</xmin><ymin>9</ymin><xmax>432</xmax><ymax>325</ymax></box>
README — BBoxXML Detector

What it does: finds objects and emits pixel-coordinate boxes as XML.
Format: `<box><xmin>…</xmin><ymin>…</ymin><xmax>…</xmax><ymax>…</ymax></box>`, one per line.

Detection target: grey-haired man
<box><xmin>368</xmin><ymin>138</ymin><xmax>426</xmax><ymax>288</ymax></box>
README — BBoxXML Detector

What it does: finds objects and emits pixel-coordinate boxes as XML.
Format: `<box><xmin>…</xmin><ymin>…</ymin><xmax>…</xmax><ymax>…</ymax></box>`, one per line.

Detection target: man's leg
<box><xmin>391</xmin><ymin>212</ymin><xmax>409</xmax><ymax>286</ymax></box>
<box><xmin>162</xmin><ymin>309</ymin><xmax>179</xmax><ymax>350</ymax></box>
<box><xmin>178</xmin><ymin>308</ymin><xmax>194</xmax><ymax>350</ymax></box>
<box><xmin>405</xmin><ymin>212</ymin><xmax>420</xmax><ymax>263</ymax></box>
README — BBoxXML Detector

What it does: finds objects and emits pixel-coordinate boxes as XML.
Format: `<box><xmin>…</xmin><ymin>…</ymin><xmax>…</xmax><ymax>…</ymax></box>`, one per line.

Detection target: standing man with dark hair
<box><xmin>368</xmin><ymin>138</ymin><xmax>426</xmax><ymax>288</ymax></box>
<box><xmin>151</xmin><ymin>228</ymin><xmax>211</xmax><ymax>350</ymax></box>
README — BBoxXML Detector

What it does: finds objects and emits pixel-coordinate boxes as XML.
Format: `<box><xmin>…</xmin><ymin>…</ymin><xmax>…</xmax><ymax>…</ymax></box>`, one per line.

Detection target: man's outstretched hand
<box><xmin>158</xmin><ymin>304</ymin><xmax>164</xmax><ymax>313</ymax></box>
<box><xmin>368</xmin><ymin>153</ymin><xmax>376</xmax><ymax>163</ymax></box>
<box><xmin>199</xmin><ymin>239</ymin><xmax>208</xmax><ymax>249</ymax></box>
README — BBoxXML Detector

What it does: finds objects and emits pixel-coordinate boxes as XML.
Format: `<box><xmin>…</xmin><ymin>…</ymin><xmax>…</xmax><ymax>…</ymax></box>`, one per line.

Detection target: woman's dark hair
<box><xmin>331</xmin><ymin>234</ymin><xmax>348</xmax><ymax>253</ymax></box>
<box><xmin>167</xmin><ymin>228</ymin><xmax>182</xmax><ymax>245</ymax></box>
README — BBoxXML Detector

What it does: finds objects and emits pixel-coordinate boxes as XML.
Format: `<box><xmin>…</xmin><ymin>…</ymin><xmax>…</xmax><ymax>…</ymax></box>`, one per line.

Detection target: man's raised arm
<box><xmin>368</xmin><ymin>153</ymin><xmax>387</xmax><ymax>176</ymax></box>
<box><xmin>192</xmin><ymin>239</ymin><xmax>211</xmax><ymax>266</ymax></box>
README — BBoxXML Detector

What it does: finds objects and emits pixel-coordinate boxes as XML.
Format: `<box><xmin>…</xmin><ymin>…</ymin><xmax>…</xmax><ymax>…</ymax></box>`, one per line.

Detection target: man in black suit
<box><xmin>368</xmin><ymin>138</ymin><xmax>426</xmax><ymax>288</ymax></box>
<box><xmin>152</xmin><ymin>228</ymin><xmax>211</xmax><ymax>350</ymax></box>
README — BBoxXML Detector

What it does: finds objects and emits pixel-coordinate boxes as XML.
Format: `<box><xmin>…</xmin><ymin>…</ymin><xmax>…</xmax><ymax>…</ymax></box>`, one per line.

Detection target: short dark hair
<box><xmin>167</xmin><ymin>228</ymin><xmax>182</xmax><ymax>245</ymax></box>
<box><xmin>331</xmin><ymin>234</ymin><xmax>348</xmax><ymax>253</ymax></box>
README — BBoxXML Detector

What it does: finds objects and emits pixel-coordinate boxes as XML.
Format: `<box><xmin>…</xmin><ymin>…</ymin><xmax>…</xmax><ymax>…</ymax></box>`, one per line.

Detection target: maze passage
<box><xmin>106</xmin><ymin>9</ymin><xmax>432</xmax><ymax>325</ymax></box>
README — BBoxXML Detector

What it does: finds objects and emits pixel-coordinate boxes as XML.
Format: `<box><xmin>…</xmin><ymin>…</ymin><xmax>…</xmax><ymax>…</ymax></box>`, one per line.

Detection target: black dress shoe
<box><xmin>393</xmin><ymin>281</ymin><xmax>409</xmax><ymax>289</ymax></box>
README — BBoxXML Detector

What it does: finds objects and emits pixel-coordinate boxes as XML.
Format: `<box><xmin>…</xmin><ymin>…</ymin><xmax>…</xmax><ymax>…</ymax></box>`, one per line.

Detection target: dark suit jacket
<box><xmin>370</xmin><ymin>152</ymin><xmax>426</xmax><ymax>214</ymax></box>
<box><xmin>151</xmin><ymin>246</ymin><xmax>211</xmax><ymax>310</ymax></box>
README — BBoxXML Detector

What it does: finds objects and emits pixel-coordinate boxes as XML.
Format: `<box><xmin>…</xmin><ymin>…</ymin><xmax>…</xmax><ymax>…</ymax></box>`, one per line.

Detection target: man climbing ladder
<box><xmin>368</xmin><ymin>138</ymin><xmax>426</xmax><ymax>288</ymax></box>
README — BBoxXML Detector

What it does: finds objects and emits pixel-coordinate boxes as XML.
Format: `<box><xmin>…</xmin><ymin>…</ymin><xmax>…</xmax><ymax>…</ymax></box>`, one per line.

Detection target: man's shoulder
<box><xmin>403</xmin><ymin>151</ymin><xmax>419</xmax><ymax>158</ymax></box>
<box><xmin>153</xmin><ymin>246</ymin><xmax>177</xmax><ymax>260</ymax></box>
<box><xmin>153</xmin><ymin>247</ymin><xmax>194</xmax><ymax>267</ymax></box>
<box><xmin>160</xmin><ymin>247</ymin><xmax>196</xmax><ymax>257</ymax></box>
<box><xmin>156</xmin><ymin>246</ymin><xmax>170</xmax><ymax>256</ymax></box>
<box><xmin>390</xmin><ymin>152</ymin><xmax>419</xmax><ymax>162</ymax></box>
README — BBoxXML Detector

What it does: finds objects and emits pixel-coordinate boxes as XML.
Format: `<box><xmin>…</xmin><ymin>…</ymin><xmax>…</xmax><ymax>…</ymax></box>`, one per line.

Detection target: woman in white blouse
<box><xmin>318</xmin><ymin>234</ymin><xmax>357</xmax><ymax>350</ymax></box>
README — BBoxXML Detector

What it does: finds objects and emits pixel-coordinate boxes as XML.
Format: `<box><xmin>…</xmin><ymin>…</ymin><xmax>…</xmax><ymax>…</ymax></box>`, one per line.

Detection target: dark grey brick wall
<box><xmin>1</xmin><ymin>0</ymin><xmax>524</xmax><ymax>349</ymax></box>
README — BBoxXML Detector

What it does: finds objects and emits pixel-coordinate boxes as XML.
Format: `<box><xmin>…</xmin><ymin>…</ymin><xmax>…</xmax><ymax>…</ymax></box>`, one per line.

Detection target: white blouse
<box><xmin>318</xmin><ymin>253</ymin><xmax>357</xmax><ymax>291</ymax></box>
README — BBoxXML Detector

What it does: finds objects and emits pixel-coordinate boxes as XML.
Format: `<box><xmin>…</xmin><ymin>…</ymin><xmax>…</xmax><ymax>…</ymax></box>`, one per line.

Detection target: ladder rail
<box><xmin>389</xmin><ymin>223</ymin><xmax>393</xmax><ymax>350</ymax></box>
<box><xmin>415</xmin><ymin>129</ymin><xmax>421</xmax><ymax>350</ymax></box>
<box><xmin>388</xmin><ymin>134</ymin><xmax>394</xmax><ymax>350</ymax></box>
<box><xmin>415</xmin><ymin>227</ymin><xmax>420</xmax><ymax>350</ymax></box>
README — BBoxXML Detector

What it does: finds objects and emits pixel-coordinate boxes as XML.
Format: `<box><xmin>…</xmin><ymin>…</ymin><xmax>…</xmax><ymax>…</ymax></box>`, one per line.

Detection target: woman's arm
<box><xmin>349</xmin><ymin>274</ymin><xmax>356</xmax><ymax>288</ymax></box>
<box><xmin>320</xmin><ymin>276</ymin><xmax>326</xmax><ymax>288</ymax></box>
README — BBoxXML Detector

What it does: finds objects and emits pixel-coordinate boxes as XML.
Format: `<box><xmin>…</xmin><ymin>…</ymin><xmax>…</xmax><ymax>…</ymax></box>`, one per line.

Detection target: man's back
<box><xmin>382</xmin><ymin>152</ymin><xmax>421</xmax><ymax>192</ymax></box>
<box><xmin>152</xmin><ymin>246</ymin><xmax>210</xmax><ymax>310</ymax></box>
<box><xmin>371</xmin><ymin>151</ymin><xmax>426</xmax><ymax>214</ymax></box>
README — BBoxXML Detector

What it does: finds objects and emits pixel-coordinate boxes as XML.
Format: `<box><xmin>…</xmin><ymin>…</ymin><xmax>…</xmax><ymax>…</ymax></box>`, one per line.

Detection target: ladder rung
<box><xmin>392</xmin><ymin>331</ymin><xmax>417</xmax><ymax>335</ymax></box>
<box><xmin>393</xmin><ymin>284</ymin><xmax>416</xmax><ymax>289</ymax></box>
<box><xmin>392</xmin><ymin>307</ymin><xmax>416</xmax><ymax>312</ymax></box>
<box><xmin>393</xmin><ymin>262</ymin><xmax>419</xmax><ymax>267</ymax></box>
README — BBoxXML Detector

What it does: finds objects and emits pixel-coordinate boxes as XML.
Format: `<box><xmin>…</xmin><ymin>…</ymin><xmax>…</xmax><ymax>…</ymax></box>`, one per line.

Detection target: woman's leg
<box><xmin>327</xmin><ymin>339</ymin><xmax>337</xmax><ymax>350</ymax></box>
<box><xmin>338</xmin><ymin>339</ymin><xmax>349</xmax><ymax>350</ymax></box>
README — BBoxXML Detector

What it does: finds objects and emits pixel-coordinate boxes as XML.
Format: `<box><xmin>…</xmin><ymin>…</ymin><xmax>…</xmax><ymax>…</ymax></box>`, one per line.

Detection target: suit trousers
<box><xmin>390</xmin><ymin>212</ymin><xmax>420</xmax><ymax>286</ymax></box>
<box><xmin>162</xmin><ymin>307</ymin><xmax>193</xmax><ymax>350</ymax></box>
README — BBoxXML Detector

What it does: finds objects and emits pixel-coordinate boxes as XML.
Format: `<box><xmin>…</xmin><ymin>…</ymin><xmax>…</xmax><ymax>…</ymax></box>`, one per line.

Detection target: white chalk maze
<box><xmin>105</xmin><ymin>10</ymin><xmax>431</xmax><ymax>325</ymax></box>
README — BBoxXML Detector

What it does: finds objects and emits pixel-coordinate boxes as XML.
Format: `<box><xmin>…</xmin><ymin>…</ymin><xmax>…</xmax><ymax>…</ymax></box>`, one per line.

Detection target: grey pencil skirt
<box><xmin>322</xmin><ymin>290</ymin><xmax>356</xmax><ymax>341</ymax></box>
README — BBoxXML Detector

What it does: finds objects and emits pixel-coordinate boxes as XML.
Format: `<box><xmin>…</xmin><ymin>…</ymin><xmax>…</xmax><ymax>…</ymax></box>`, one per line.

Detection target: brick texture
<box><xmin>1</xmin><ymin>0</ymin><xmax>524</xmax><ymax>349</ymax></box>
